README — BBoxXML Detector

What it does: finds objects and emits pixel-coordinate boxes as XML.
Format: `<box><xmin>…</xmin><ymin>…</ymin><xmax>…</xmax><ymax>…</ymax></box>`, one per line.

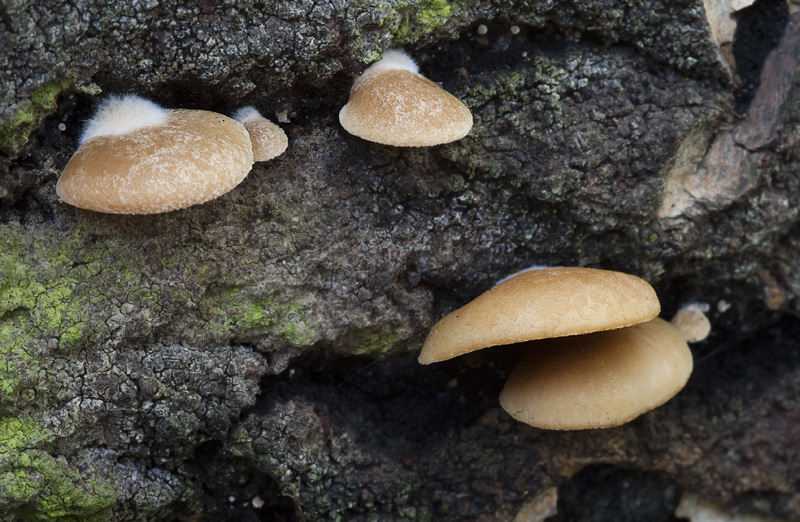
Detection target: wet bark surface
<box><xmin>1</xmin><ymin>1</ymin><xmax>799</xmax><ymax>521</ymax></box>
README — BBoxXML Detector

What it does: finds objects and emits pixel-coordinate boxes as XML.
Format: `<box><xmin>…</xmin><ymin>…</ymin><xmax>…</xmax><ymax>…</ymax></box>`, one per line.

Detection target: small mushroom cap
<box><xmin>499</xmin><ymin>318</ymin><xmax>693</xmax><ymax>430</ymax></box>
<box><xmin>57</xmin><ymin>109</ymin><xmax>253</xmax><ymax>214</ymax></box>
<box><xmin>671</xmin><ymin>303</ymin><xmax>711</xmax><ymax>343</ymax></box>
<box><xmin>419</xmin><ymin>267</ymin><xmax>661</xmax><ymax>364</ymax></box>
<box><xmin>339</xmin><ymin>50</ymin><xmax>473</xmax><ymax>147</ymax></box>
<box><xmin>232</xmin><ymin>106</ymin><xmax>288</xmax><ymax>162</ymax></box>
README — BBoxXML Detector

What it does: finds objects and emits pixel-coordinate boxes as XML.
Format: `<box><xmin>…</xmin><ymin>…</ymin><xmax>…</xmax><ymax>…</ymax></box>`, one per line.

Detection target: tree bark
<box><xmin>1</xmin><ymin>1</ymin><xmax>799</xmax><ymax>520</ymax></box>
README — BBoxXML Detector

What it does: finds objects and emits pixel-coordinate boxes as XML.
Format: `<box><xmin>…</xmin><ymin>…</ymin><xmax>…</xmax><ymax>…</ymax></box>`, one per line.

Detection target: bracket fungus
<box><xmin>499</xmin><ymin>318</ymin><xmax>693</xmax><ymax>430</ymax></box>
<box><xmin>419</xmin><ymin>267</ymin><xmax>693</xmax><ymax>430</ymax></box>
<box><xmin>56</xmin><ymin>94</ymin><xmax>254</xmax><ymax>214</ymax></box>
<box><xmin>339</xmin><ymin>49</ymin><xmax>473</xmax><ymax>147</ymax></box>
<box><xmin>419</xmin><ymin>267</ymin><xmax>661</xmax><ymax>364</ymax></box>
<box><xmin>232</xmin><ymin>106</ymin><xmax>288</xmax><ymax>162</ymax></box>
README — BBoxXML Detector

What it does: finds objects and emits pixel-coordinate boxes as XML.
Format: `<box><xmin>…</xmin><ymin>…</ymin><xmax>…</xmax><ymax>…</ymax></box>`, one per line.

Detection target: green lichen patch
<box><xmin>1</xmin><ymin>230</ymin><xmax>48</xmax><ymax>411</ymax></box>
<box><xmin>348</xmin><ymin>0</ymin><xmax>462</xmax><ymax>62</ymax></box>
<box><xmin>0</xmin><ymin>418</ymin><xmax>51</xmax><ymax>453</ymax></box>
<box><xmin>394</xmin><ymin>0</ymin><xmax>454</xmax><ymax>44</ymax></box>
<box><xmin>204</xmin><ymin>287</ymin><xmax>318</xmax><ymax>347</ymax></box>
<box><xmin>0</xmin><ymin>77</ymin><xmax>74</xmax><ymax>155</ymax></box>
<box><xmin>0</xmin><ymin>220</ymin><xmax>151</xmax><ymax>412</ymax></box>
<box><xmin>0</xmin><ymin>319</ymin><xmax>43</xmax><ymax>414</ymax></box>
<box><xmin>346</xmin><ymin>327</ymin><xmax>405</xmax><ymax>357</ymax></box>
<box><xmin>0</xmin><ymin>224</ymin><xmax>90</xmax><ymax>355</ymax></box>
<box><xmin>278</xmin><ymin>302</ymin><xmax>318</xmax><ymax>346</ymax></box>
<box><xmin>0</xmin><ymin>418</ymin><xmax>115</xmax><ymax>521</ymax></box>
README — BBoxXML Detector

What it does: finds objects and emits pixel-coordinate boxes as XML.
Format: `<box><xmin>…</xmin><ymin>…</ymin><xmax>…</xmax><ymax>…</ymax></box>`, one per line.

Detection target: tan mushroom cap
<box><xmin>57</xmin><ymin>109</ymin><xmax>253</xmax><ymax>214</ymax></box>
<box><xmin>339</xmin><ymin>53</ymin><xmax>473</xmax><ymax>147</ymax></box>
<box><xmin>233</xmin><ymin>106</ymin><xmax>288</xmax><ymax>162</ymax></box>
<box><xmin>419</xmin><ymin>267</ymin><xmax>661</xmax><ymax>364</ymax></box>
<box><xmin>499</xmin><ymin>318</ymin><xmax>693</xmax><ymax>430</ymax></box>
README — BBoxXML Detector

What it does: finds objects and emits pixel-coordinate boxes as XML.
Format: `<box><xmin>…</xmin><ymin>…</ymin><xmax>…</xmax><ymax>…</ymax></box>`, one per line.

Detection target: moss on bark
<box><xmin>0</xmin><ymin>418</ymin><xmax>115</xmax><ymax>521</ymax></box>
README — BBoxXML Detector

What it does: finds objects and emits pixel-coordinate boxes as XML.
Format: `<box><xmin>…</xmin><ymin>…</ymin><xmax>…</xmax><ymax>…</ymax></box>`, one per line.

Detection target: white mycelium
<box><xmin>80</xmin><ymin>94</ymin><xmax>169</xmax><ymax>144</ymax></box>
<box><xmin>361</xmin><ymin>49</ymin><xmax>420</xmax><ymax>76</ymax></box>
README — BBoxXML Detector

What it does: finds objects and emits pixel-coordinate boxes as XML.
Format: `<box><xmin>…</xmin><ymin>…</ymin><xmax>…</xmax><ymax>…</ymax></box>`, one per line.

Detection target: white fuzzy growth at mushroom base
<box><xmin>360</xmin><ymin>49</ymin><xmax>420</xmax><ymax>76</ymax></box>
<box><xmin>80</xmin><ymin>94</ymin><xmax>169</xmax><ymax>144</ymax></box>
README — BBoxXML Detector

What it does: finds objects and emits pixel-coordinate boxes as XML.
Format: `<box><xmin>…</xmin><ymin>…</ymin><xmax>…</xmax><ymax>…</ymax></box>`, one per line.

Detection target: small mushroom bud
<box><xmin>232</xmin><ymin>106</ymin><xmax>288</xmax><ymax>162</ymax></box>
<box><xmin>670</xmin><ymin>303</ymin><xmax>711</xmax><ymax>343</ymax></box>
<box><xmin>339</xmin><ymin>49</ymin><xmax>473</xmax><ymax>147</ymax></box>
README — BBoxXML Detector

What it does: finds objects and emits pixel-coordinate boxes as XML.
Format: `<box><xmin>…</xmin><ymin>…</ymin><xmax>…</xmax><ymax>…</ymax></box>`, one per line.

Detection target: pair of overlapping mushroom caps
<box><xmin>57</xmin><ymin>96</ymin><xmax>288</xmax><ymax>214</ymax></box>
<box><xmin>419</xmin><ymin>267</ymin><xmax>694</xmax><ymax>430</ymax></box>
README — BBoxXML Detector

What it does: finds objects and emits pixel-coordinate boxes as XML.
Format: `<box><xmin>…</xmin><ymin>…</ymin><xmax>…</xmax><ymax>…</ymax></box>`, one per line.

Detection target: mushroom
<box><xmin>338</xmin><ymin>49</ymin><xmax>473</xmax><ymax>147</ymax></box>
<box><xmin>56</xmin><ymin>94</ymin><xmax>254</xmax><ymax>214</ymax></box>
<box><xmin>670</xmin><ymin>303</ymin><xmax>711</xmax><ymax>343</ymax></box>
<box><xmin>499</xmin><ymin>318</ymin><xmax>693</xmax><ymax>430</ymax></box>
<box><xmin>419</xmin><ymin>267</ymin><xmax>661</xmax><ymax>364</ymax></box>
<box><xmin>232</xmin><ymin>106</ymin><xmax>288</xmax><ymax>162</ymax></box>
<box><xmin>419</xmin><ymin>267</ymin><xmax>693</xmax><ymax>430</ymax></box>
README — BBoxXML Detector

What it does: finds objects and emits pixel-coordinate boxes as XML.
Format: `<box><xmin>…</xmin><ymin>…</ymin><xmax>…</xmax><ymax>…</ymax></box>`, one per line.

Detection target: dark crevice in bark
<box><xmin>732</xmin><ymin>0</ymin><xmax>789</xmax><ymax>113</ymax></box>
<box><xmin>257</xmin><ymin>347</ymin><xmax>515</xmax><ymax>448</ymax></box>
<box><xmin>548</xmin><ymin>465</ymin><xmax>684</xmax><ymax>522</ymax></box>
<box><xmin>178</xmin><ymin>439</ymin><xmax>303</xmax><ymax>522</ymax></box>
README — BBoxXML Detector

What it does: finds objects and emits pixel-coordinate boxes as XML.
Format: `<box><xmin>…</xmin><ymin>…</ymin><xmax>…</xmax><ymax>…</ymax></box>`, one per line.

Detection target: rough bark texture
<box><xmin>1</xmin><ymin>1</ymin><xmax>799</xmax><ymax>521</ymax></box>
